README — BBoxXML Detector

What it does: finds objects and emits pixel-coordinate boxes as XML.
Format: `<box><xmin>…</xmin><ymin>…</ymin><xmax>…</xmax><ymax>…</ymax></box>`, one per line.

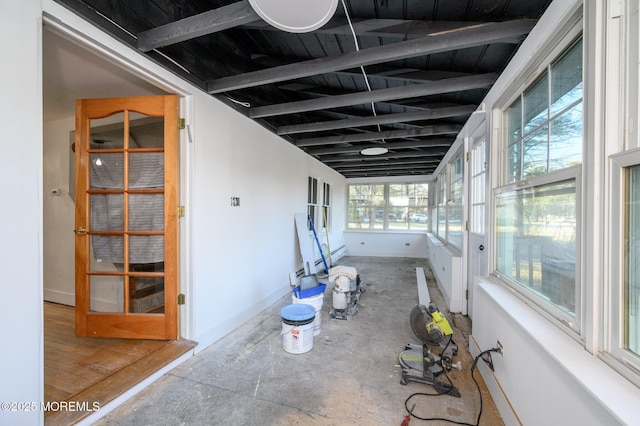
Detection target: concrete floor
<box><xmin>96</xmin><ymin>256</ymin><xmax>503</xmax><ymax>425</ymax></box>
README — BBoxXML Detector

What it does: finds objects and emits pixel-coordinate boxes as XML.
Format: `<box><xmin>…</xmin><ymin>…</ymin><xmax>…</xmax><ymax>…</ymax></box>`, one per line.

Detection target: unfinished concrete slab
<box><xmin>96</xmin><ymin>256</ymin><xmax>502</xmax><ymax>425</ymax></box>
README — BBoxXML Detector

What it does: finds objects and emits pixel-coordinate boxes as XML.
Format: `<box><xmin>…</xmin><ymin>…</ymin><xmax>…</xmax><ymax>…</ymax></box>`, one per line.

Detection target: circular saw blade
<box><xmin>409</xmin><ymin>304</ymin><xmax>439</xmax><ymax>346</ymax></box>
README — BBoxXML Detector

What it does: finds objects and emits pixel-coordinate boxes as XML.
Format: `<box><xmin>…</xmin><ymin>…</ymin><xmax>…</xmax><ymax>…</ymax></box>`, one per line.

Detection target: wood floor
<box><xmin>44</xmin><ymin>302</ymin><xmax>197</xmax><ymax>425</ymax></box>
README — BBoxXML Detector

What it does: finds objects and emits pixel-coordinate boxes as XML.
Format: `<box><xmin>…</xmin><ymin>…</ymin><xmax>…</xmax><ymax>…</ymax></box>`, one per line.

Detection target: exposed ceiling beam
<box><xmin>276</xmin><ymin>104</ymin><xmax>476</xmax><ymax>135</ymax></box>
<box><xmin>336</xmin><ymin>164</ymin><xmax>437</xmax><ymax>173</ymax></box>
<box><xmin>306</xmin><ymin>138</ymin><xmax>453</xmax><ymax>155</ymax></box>
<box><xmin>207</xmin><ymin>19</ymin><xmax>533</xmax><ymax>94</ymax></box>
<box><xmin>295</xmin><ymin>125</ymin><xmax>460</xmax><ymax>147</ymax></box>
<box><xmin>137</xmin><ymin>1</ymin><xmax>260</xmax><ymax>52</ymax></box>
<box><xmin>341</xmin><ymin>169</ymin><xmax>435</xmax><ymax>177</ymax></box>
<box><xmin>321</xmin><ymin>150</ymin><xmax>446</xmax><ymax>162</ymax></box>
<box><xmin>251</xmin><ymin>74</ymin><xmax>496</xmax><ymax>118</ymax></box>
<box><xmin>332</xmin><ymin>158</ymin><xmax>441</xmax><ymax>169</ymax></box>
<box><xmin>243</xmin><ymin>18</ymin><xmax>516</xmax><ymax>41</ymax></box>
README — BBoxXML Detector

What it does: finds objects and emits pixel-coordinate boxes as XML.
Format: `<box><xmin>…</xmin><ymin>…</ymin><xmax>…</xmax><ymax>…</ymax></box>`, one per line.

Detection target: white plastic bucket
<box><xmin>292</xmin><ymin>293</ymin><xmax>324</xmax><ymax>336</ymax></box>
<box><xmin>281</xmin><ymin>304</ymin><xmax>315</xmax><ymax>354</ymax></box>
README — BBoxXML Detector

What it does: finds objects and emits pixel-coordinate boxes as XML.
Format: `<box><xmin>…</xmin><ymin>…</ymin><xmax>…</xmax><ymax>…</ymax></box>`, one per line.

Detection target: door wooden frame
<box><xmin>74</xmin><ymin>95</ymin><xmax>179</xmax><ymax>339</ymax></box>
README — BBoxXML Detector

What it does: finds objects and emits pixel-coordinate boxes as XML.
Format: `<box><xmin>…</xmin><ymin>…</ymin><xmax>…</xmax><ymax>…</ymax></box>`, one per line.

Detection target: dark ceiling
<box><xmin>55</xmin><ymin>0</ymin><xmax>551</xmax><ymax>178</ymax></box>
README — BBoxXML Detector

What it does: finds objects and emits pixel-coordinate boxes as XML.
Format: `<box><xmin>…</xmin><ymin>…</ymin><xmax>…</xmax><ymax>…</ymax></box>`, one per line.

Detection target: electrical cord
<box><xmin>403</xmin><ymin>346</ymin><xmax>502</xmax><ymax>425</ymax></box>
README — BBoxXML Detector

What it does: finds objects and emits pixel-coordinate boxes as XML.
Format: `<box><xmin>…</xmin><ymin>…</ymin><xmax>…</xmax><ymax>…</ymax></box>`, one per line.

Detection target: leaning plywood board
<box><xmin>295</xmin><ymin>213</ymin><xmax>316</xmax><ymax>276</ymax></box>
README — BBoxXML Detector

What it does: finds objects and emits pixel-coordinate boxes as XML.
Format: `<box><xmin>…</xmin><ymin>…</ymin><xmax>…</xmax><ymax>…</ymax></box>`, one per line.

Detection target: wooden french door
<box><xmin>74</xmin><ymin>95</ymin><xmax>179</xmax><ymax>339</ymax></box>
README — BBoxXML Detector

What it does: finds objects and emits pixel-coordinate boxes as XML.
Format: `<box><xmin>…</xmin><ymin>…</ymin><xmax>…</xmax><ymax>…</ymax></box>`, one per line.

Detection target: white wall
<box><xmin>188</xmin><ymin>92</ymin><xmax>346</xmax><ymax>348</ymax></box>
<box><xmin>43</xmin><ymin>117</ymin><xmax>76</xmax><ymax>305</ymax></box>
<box><xmin>344</xmin><ymin>231</ymin><xmax>427</xmax><ymax>258</ymax></box>
<box><xmin>426</xmin><ymin>233</ymin><xmax>463</xmax><ymax>312</ymax></box>
<box><xmin>0</xmin><ymin>1</ymin><xmax>44</xmax><ymax>425</ymax></box>
<box><xmin>472</xmin><ymin>279</ymin><xmax>640</xmax><ymax>425</ymax></box>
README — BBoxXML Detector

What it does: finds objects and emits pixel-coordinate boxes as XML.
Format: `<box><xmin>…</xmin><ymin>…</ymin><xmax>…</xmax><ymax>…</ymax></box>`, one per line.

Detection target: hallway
<box><xmin>95</xmin><ymin>257</ymin><xmax>502</xmax><ymax>425</ymax></box>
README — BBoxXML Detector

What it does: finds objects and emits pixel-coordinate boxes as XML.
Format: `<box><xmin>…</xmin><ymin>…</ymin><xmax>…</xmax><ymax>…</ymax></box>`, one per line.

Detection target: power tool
<box><xmin>399</xmin><ymin>303</ymin><xmax>460</xmax><ymax>396</ymax></box>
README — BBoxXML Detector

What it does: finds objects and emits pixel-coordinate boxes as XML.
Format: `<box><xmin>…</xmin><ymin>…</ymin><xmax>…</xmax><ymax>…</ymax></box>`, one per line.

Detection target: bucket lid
<box><xmin>281</xmin><ymin>303</ymin><xmax>315</xmax><ymax>321</ymax></box>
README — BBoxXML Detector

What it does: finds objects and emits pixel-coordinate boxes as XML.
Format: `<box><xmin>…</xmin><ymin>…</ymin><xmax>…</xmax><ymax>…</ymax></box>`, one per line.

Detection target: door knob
<box><xmin>74</xmin><ymin>226</ymin><xmax>88</xmax><ymax>235</ymax></box>
<box><xmin>479</xmin><ymin>244</ymin><xmax>484</xmax><ymax>251</ymax></box>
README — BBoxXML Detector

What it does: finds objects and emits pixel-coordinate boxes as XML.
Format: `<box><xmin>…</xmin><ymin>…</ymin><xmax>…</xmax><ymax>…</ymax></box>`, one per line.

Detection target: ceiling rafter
<box><xmin>276</xmin><ymin>104</ymin><xmax>476</xmax><ymax>135</ymax></box>
<box><xmin>137</xmin><ymin>1</ymin><xmax>260</xmax><ymax>51</ymax></box>
<box><xmin>321</xmin><ymin>150</ymin><xmax>447</xmax><ymax>163</ymax></box>
<box><xmin>294</xmin><ymin>125</ymin><xmax>461</xmax><ymax>147</ymax></box>
<box><xmin>306</xmin><ymin>138</ymin><xmax>453</xmax><ymax>155</ymax></box>
<box><xmin>250</xmin><ymin>74</ymin><xmax>496</xmax><ymax>118</ymax></box>
<box><xmin>55</xmin><ymin>0</ymin><xmax>550</xmax><ymax>178</ymax></box>
<box><xmin>207</xmin><ymin>19</ymin><xmax>534</xmax><ymax>94</ymax></box>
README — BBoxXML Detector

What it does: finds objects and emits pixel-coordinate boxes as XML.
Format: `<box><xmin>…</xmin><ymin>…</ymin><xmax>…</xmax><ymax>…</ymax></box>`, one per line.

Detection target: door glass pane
<box><xmin>129</xmin><ymin>153</ymin><xmax>164</xmax><ymax>189</ymax></box>
<box><xmin>90</xmin><ymin>153</ymin><xmax>124</xmax><ymax>189</ymax></box>
<box><xmin>91</xmin><ymin>194</ymin><xmax>123</xmax><ymax>231</ymax></box>
<box><xmin>129</xmin><ymin>194</ymin><xmax>164</xmax><ymax>231</ymax></box>
<box><xmin>625</xmin><ymin>165</ymin><xmax>640</xmax><ymax>356</ymax></box>
<box><xmin>129</xmin><ymin>275</ymin><xmax>165</xmax><ymax>313</ymax></box>
<box><xmin>90</xmin><ymin>113</ymin><xmax>125</xmax><ymax>149</ymax></box>
<box><xmin>129</xmin><ymin>115</ymin><xmax>164</xmax><ymax>148</ymax></box>
<box><xmin>90</xmin><ymin>275</ymin><xmax>124</xmax><ymax>313</ymax></box>
<box><xmin>129</xmin><ymin>235</ymin><xmax>164</xmax><ymax>265</ymax></box>
<box><xmin>91</xmin><ymin>235</ymin><xmax>124</xmax><ymax>264</ymax></box>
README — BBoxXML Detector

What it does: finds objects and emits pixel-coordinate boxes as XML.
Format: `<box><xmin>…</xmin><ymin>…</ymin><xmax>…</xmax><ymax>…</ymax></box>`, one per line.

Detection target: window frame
<box><xmin>492</xmin><ymin>26</ymin><xmax>584</xmax><ymax>337</ymax></box>
<box><xmin>322</xmin><ymin>181</ymin><xmax>331</xmax><ymax>231</ymax></box>
<box><xmin>347</xmin><ymin>182</ymin><xmax>429</xmax><ymax>231</ymax></box>
<box><xmin>470</xmin><ymin>139</ymin><xmax>487</xmax><ymax>235</ymax></box>
<box><xmin>307</xmin><ymin>176</ymin><xmax>318</xmax><ymax>231</ymax></box>
<box><xmin>606</xmin><ymin>148</ymin><xmax>640</xmax><ymax>387</ymax></box>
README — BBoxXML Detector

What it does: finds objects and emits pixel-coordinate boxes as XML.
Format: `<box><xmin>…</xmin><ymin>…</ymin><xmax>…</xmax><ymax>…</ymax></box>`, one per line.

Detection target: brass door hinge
<box><xmin>465</xmin><ymin>220</ymin><xmax>471</xmax><ymax>231</ymax></box>
<box><xmin>178</xmin><ymin>293</ymin><xmax>185</xmax><ymax>305</ymax></box>
<box><xmin>177</xmin><ymin>205</ymin><xmax>185</xmax><ymax>218</ymax></box>
<box><xmin>466</xmin><ymin>152</ymin><xmax>471</xmax><ymax>162</ymax></box>
<box><xmin>178</xmin><ymin>118</ymin><xmax>186</xmax><ymax>130</ymax></box>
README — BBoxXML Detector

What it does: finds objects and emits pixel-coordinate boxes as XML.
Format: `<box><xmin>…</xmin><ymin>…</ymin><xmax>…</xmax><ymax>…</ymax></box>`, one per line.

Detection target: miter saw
<box><xmin>399</xmin><ymin>303</ymin><xmax>461</xmax><ymax>396</ymax></box>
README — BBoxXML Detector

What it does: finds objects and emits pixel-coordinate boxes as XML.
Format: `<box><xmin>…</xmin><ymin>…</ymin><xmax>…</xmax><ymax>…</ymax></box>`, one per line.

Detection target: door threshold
<box><xmin>45</xmin><ymin>338</ymin><xmax>197</xmax><ymax>425</ymax></box>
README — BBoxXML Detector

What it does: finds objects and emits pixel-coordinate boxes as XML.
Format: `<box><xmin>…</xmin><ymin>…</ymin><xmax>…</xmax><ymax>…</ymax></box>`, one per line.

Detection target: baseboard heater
<box><xmin>295</xmin><ymin>245</ymin><xmax>346</xmax><ymax>277</ymax></box>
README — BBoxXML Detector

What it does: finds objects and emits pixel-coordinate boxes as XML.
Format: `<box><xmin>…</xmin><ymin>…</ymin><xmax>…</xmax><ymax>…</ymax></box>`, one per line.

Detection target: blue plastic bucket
<box><xmin>281</xmin><ymin>304</ymin><xmax>315</xmax><ymax>354</ymax></box>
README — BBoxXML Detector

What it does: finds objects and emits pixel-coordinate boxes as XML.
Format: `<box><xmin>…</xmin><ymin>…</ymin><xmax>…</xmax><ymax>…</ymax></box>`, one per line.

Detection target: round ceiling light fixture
<box><xmin>360</xmin><ymin>147</ymin><xmax>389</xmax><ymax>156</ymax></box>
<box><xmin>248</xmin><ymin>0</ymin><xmax>339</xmax><ymax>33</ymax></box>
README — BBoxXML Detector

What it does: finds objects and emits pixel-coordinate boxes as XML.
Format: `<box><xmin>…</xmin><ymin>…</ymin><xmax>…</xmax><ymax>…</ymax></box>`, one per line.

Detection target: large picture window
<box><xmin>496</xmin><ymin>35</ymin><xmax>582</xmax><ymax>330</ymax></box>
<box><xmin>348</xmin><ymin>183</ymin><xmax>428</xmax><ymax>230</ymax></box>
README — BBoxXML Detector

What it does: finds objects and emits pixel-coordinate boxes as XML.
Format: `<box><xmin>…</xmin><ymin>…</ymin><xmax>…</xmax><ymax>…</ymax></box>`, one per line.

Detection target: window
<box><xmin>495</xmin><ymin>36</ymin><xmax>582</xmax><ymax>331</ymax></box>
<box><xmin>609</xmin><ymin>151</ymin><xmax>640</xmax><ymax>385</ymax></box>
<box><xmin>496</xmin><ymin>179</ymin><xmax>577</xmax><ymax>314</ymax></box>
<box><xmin>348</xmin><ymin>184</ymin><xmax>384</xmax><ymax>229</ymax></box>
<box><xmin>322</xmin><ymin>182</ymin><xmax>331</xmax><ymax>230</ymax></box>
<box><xmin>307</xmin><ymin>177</ymin><xmax>318</xmax><ymax>230</ymax></box>
<box><xmin>348</xmin><ymin>183</ymin><xmax>428</xmax><ymax>230</ymax></box>
<box><xmin>471</xmin><ymin>140</ymin><xmax>487</xmax><ymax>235</ymax></box>
<box><xmin>448</xmin><ymin>155</ymin><xmax>464</xmax><ymax>250</ymax></box>
<box><xmin>432</xmin><ymin>155</ymin><xmax>464</xmax><ymax>250</ymax></box>
<box><xmin>436</xmin><ymin>175</ymin><xmax>446</xmax><ymax>240</ymax></box>
<box><xmin>625</xmin><ymin>165</ymin><xmax>640</xmax><ymax>359</ymax></box>
<box><xmin>389</xmin><ymin>184</ymin><xmax>429</xmax><ymax>230</ymax></box>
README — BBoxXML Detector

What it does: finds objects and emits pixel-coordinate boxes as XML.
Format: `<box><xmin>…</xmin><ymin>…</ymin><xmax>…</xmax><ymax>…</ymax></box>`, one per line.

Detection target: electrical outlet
<box><xmin>496</xmin><ymin>340</ymin><xmax>504</xmax><ymax>355</ymax></box>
